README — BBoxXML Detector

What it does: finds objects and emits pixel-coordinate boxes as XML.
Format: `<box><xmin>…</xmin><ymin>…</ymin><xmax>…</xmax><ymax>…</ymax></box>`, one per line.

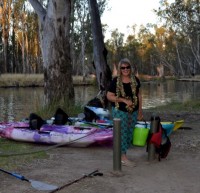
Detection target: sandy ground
<box><xmin>0</xmin><ymin>113</ymin><xmax>200</xmax><ymax>193</ymax></box>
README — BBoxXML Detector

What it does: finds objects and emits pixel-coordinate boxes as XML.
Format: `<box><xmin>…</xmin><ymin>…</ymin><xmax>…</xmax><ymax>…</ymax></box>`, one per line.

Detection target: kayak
<box><xmin>0</xmin><ymin>122</ymin><xmax>113</xmax><ymax>147</ymax></box>
<box><xmin>173</xmin><ymin>120</ymin><xmax>184</xmax><ymax>131</ymax></box>
<box><xmin>0</xmin><ymin>116</ymin><xmax>183</xmax><ymax>148</ymax></box>
<box><xmin>136</xmin><ymin>121</ymin><xmax>176</xmax><ymax>136</ymax></box>
<box><xmin>161</xmin><ymin>122</ymin><xmax>174</xmax><ymax>136</ymax></box>
<box><xmin>160</xmin><ymin>120</ymin><xmax>184</xmax><ymax>133</ymax></box>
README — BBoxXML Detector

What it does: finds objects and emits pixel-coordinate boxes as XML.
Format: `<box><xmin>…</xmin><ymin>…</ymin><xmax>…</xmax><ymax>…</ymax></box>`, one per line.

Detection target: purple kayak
<box><xmin>0</xmin><ymin>122</ymin><xmax>113</xmax><ymax>147</ymax></box>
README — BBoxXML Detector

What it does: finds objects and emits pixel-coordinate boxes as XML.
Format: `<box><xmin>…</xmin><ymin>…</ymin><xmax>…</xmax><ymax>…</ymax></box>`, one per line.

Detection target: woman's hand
<box><xmin>123</xmin><ymin>98</ymin><xmax>135</xmax><ymax>113</ymax></box>
<box><xmin>123</xmin><ymin>98</ymin><xmax>133</xmax><ymax>107</ymax></box>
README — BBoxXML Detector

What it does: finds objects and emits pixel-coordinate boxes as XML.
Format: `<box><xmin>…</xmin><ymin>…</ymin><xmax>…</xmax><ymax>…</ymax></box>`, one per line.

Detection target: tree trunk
<box><xmin>175</xmin><ymin>41</ymin><xmax>185</xmax><ymax>76</ymax></box>
<box><xmin>28</xmin><ymin>0</ymin><xmax>74</xmax><ymax>104</ymax></box>
<box><xmin>1</xmin><ymin>0</ymin><xmax>12</xmax><ymax>73</ymax></box>
<box><xmin>88</xmin><ymin>0</ymin><xmax>112</xmax><ymax>101</ymax></box>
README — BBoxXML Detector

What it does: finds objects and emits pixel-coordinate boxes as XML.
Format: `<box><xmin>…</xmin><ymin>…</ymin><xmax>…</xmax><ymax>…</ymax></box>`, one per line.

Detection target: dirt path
<box><xmin>0</xmin><ymin>119</ymin><xmax>200</xmax><ymax>193</ymax></box>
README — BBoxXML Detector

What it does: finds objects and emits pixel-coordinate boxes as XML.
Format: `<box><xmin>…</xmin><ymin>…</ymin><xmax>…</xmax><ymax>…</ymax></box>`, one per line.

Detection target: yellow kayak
<box><xmin>173</xmin><ymin>120</ymin><xmax>184</xmax><ymax>131</ymax></box>
<box><xmin>137</xmin><ymin>120</ymin><xmax>184</xmax><ymax>135</ymax></box>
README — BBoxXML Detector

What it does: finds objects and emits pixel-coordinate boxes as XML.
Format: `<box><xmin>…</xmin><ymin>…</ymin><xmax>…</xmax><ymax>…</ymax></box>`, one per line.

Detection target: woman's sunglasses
<box><xmin>120</xmin><ymin>66</ymin><xmax>131</xmax><ymax>70</ymax></box>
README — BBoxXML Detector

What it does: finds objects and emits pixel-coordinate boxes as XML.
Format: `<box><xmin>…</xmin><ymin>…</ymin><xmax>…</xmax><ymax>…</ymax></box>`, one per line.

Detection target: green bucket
<box><xmin>132</xmin><ymin>124</ymin><xmax>150</xmax><ymax>147</ymax></box>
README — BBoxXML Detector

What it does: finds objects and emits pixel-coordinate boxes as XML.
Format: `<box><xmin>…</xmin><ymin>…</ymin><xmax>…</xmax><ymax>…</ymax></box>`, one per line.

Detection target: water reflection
<box><xmin>0</xmin><ymin>80</ymin><xmax>199</xmax><ymax>122</ymax></box>
<box><xmin>0</xmin><ymin>87</ymin><xmax>45</xmax><ymax>122</ymax></box>
<box><xmin>74</xmin><ymin>86</ymin><xmax>98</xmax><ymax>106</ymax></box>
<box><xmin>142</xmin><ymin>80</ymin><xmax>200</xmax><ymax>109</ymax></box>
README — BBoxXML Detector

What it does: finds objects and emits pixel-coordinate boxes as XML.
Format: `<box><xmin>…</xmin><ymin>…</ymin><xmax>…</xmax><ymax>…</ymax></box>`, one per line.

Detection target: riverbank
<box><xmin>0</xmin><ymin>74</ymin><xmax>95</xmax><ymax>87</ymax></box>
<box><xmin>1</xmin><ymin>74</ymin><xmax>200</xmax><ymax>192</ymax></box>
<box><xmin>0</xmin><ymin>114</ymin><xmax>199</xmax><ymax>193</ymax></box>
<box><xmin>1</xmin><ymin>73</ymin><xmax>200</xmax><ymax>88</ymax></box>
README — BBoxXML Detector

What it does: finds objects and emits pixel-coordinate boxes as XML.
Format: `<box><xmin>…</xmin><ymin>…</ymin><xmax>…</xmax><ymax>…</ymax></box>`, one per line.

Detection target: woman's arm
<box><xmin>106</xmin><ymin>91</ymin><xmax>132</xmax><ymax>106</ymax></box>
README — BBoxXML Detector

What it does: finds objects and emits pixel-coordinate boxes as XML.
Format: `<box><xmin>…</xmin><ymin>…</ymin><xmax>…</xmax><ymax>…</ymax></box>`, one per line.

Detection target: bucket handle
<box><xmin>136</xmin><ymin>119</ymin><xmax>148</xmax><ymax>128</ymax></box>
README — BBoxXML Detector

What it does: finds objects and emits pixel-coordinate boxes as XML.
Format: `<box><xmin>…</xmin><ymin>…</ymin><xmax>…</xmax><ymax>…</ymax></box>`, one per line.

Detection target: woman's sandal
<box><xmin>121</xmin><ymin>160</ymin><xmax>136</xmax><ymax>167</ymax></box>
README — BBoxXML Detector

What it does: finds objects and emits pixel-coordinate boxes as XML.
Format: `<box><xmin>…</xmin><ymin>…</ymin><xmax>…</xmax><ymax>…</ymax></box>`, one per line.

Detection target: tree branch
<box><xmin>28</xmin><ymin>0</ymin><xmax>46</xmax><ymax>21</ymax></box>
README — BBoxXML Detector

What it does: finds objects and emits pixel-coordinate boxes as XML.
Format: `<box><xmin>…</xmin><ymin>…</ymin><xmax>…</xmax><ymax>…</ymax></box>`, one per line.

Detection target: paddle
<box><xmin>49</xmin><ymin>169</ymin><xmax>103</xmax><ymax>193</ymax></box>
<box><xmin>0</xmin><ymin>168</ymin><xmax>58</xmax><ymax>191</ymax></box>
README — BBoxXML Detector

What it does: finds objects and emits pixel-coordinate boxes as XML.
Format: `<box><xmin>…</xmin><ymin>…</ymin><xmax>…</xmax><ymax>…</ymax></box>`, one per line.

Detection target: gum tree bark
<box><xmin>88</xmin><ymin>0</ymin><xmax>112</xmax><ymax>105</ymax></box>
<box><xmin>28</xmin><ymin>0</ymin><xmax>74</xmax><ymax>104</ymax></box>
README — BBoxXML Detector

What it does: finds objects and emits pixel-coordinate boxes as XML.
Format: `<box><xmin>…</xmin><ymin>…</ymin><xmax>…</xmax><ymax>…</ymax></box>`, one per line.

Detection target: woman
<box><xmin>107</xmin><ymin>58</ymin><xmax>143</xmax><ymax>167</ymax></box>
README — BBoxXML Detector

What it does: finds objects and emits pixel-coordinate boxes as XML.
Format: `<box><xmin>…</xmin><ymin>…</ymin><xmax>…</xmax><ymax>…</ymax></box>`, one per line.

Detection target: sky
<box><xmin>101</xmin><ymin>0</ymin><xmax>174</xmax><ymax>40</ymax></box>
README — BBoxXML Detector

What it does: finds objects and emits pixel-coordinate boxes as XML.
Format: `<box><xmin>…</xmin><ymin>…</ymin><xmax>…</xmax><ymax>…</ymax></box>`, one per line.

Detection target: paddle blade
<box><xmin>29</xmin><ymin>179</ymin><xmax>58</xmax><ymax>191</ymax></box>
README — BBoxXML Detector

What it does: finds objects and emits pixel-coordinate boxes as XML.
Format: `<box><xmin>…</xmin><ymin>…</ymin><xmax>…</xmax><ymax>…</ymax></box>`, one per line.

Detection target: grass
<box><xmin>0</xmin><ymin>74</ymin><xmax>96</xmax><ymax>87</ymax></box>
<box><xmin>0</xmin><ymin>74</ymin><xmax>44</xmax><ymax>87</ymax></box>
<box><xmin>0</xmin><ymin>138</ymin><xmax>48</xmax><ymax>170</ymax></box>
<box><xmin>36</xmin><ymin>100</ymin><xmax>84</xmax><ymax>119</ymax></box>
<box><xmin>146</xmin><ymin>99</ymin><xmax>200</xmax><ymax>112</ymax></box>
<box><xmin>73</xmin><ymin>75</ymin><xmax>97</xmax><ymax>85</ymax></box>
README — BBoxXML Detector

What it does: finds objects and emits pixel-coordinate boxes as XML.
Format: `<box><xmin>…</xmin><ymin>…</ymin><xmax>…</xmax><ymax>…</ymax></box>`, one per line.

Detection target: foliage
<box><xmin>35</xmin><ymin>98</ymin><xmax>84</xmax><ymax>119</ymax></box>
<box><xmin>71</xmin><ymin>0</ymin><xmax>108</xmax><ymax>76</ymax></box>
<box><xmin>0</xmin><ymin>0</ymin><xmax>199</xmax><ymax>78</ymax></box>
<box><xmin>155</xmin><ymin>0</ymin><xmax>200</xmax><ymax>76</ymax></box>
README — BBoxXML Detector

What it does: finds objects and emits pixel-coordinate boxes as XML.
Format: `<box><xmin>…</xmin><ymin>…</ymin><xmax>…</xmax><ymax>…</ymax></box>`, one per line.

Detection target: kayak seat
<box><xmin>84</xmin><ymin>106</ymin><xmax>100</xmax><ymax>122</ymax></box>
<box><xmin>29</xmin><ymin>113</ymin><xmax>46</xmax><ymax>130</ymax></box>
<box><xmin>53</xmin><ymin>108</ymin><xmax>72</xmax><ymax>125</ymax></box>
<box><xmin>87</xmin><ymin>97</ymin><xmax>104</xmax><ymax>108</ymax></box>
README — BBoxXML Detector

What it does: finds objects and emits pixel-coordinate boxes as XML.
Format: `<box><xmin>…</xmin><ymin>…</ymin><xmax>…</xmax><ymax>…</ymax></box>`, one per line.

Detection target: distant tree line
<box><xmin>0</xmin><ymin>0</ymin><xmax>199</xmax><ymax>77</ymax></box>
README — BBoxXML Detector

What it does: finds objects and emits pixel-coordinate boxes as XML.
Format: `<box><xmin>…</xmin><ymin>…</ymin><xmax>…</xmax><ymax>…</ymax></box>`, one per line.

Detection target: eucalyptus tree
<box><xmin>137</xmin><ymin>25</ymin><xmax>159</xmax><ymax>75</ymax></box>
<box><xmin>15</xmin><ymin>3</ymin><xmax>29</xmax><ymax>73</ymax></box>
<box><xmin>28</xmin><ymin>0</ymin><xmax>74</xmax><ymax>104</ymax></box>
<box><xmin>88</xmin><ymin>0</ymin><xmax>112</xmax><ymax>105</ymax></box>
<box><xmin>25</xmin><ymin>0</ymin><xmax>111</xmax><ymax>106</ymax></box>
<box><xmin>15</xmin><ymin>9</ymin><xmax>42</xmax><ymax>74</ymax></box>
<box><xmin>106</xmin><ymin>29</ymin><xmax>125</xmax><ymax>64</ymax></box>
<box><xmin>0</xmin><ymin>0</ymin><xmax>12</xmax><ymax>73</ymax></box>
<box><xmin>124</xmin><ymin>25</ymin><xmax>141</xmax><ymax>73</ymax></box>
<box><xmin>25</xmin><ymin>12</ymin><xmax>42</xmax><ymax>73</ymax></box>
<box><xmin>72</xmin><ymin>0</ymin><xmax>110</xmax><ymax>80</ymax></box>
<box><xmin>156</xmin><ymin>0</ymin><xmax>200</xmax><ymax>76</ymax></box>
<box><xmin>0</xmin><ymin>7</ymin><xmax>2</xmax><ymax>73</ymax></box>
<box><xmin>72</xmin><ymin>0</ymin><xmax>92</xmax><ymax>77</ymax></box>
<box><xmin>153</xmin><ymin>26</ymin><xmax>178</xmax><ymax>76</ymax></box>
<box><xmin>124</xmin><ymin>34</ymin><xmax>142</xmax><ymax>74</ymax></box>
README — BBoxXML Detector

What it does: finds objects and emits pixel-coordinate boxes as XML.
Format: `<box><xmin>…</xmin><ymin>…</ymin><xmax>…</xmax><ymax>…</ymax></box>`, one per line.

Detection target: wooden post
<box><xmin>113</xmin><ymin>118</ymin><xmax>121</xmax><ymax>171</ymax></box>
<box><xmin>148</xmin><ymin>115</ymin><xmax>159</xmax><ymax>161</ymax></box>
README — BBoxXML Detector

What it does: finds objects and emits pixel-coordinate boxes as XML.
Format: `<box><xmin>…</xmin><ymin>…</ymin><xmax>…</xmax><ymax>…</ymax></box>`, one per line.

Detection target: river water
<box><xmin>0</xmin><ymin>80</ymin><xmax>199</xmax><ymax>122</ymax></box>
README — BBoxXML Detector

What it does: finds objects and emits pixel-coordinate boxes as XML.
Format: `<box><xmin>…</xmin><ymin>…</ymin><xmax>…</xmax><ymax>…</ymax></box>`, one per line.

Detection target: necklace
<box><xmin>115</xmin><ymin>75</ymin><xmax>138</xmax><ymax>113</ymax></box>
